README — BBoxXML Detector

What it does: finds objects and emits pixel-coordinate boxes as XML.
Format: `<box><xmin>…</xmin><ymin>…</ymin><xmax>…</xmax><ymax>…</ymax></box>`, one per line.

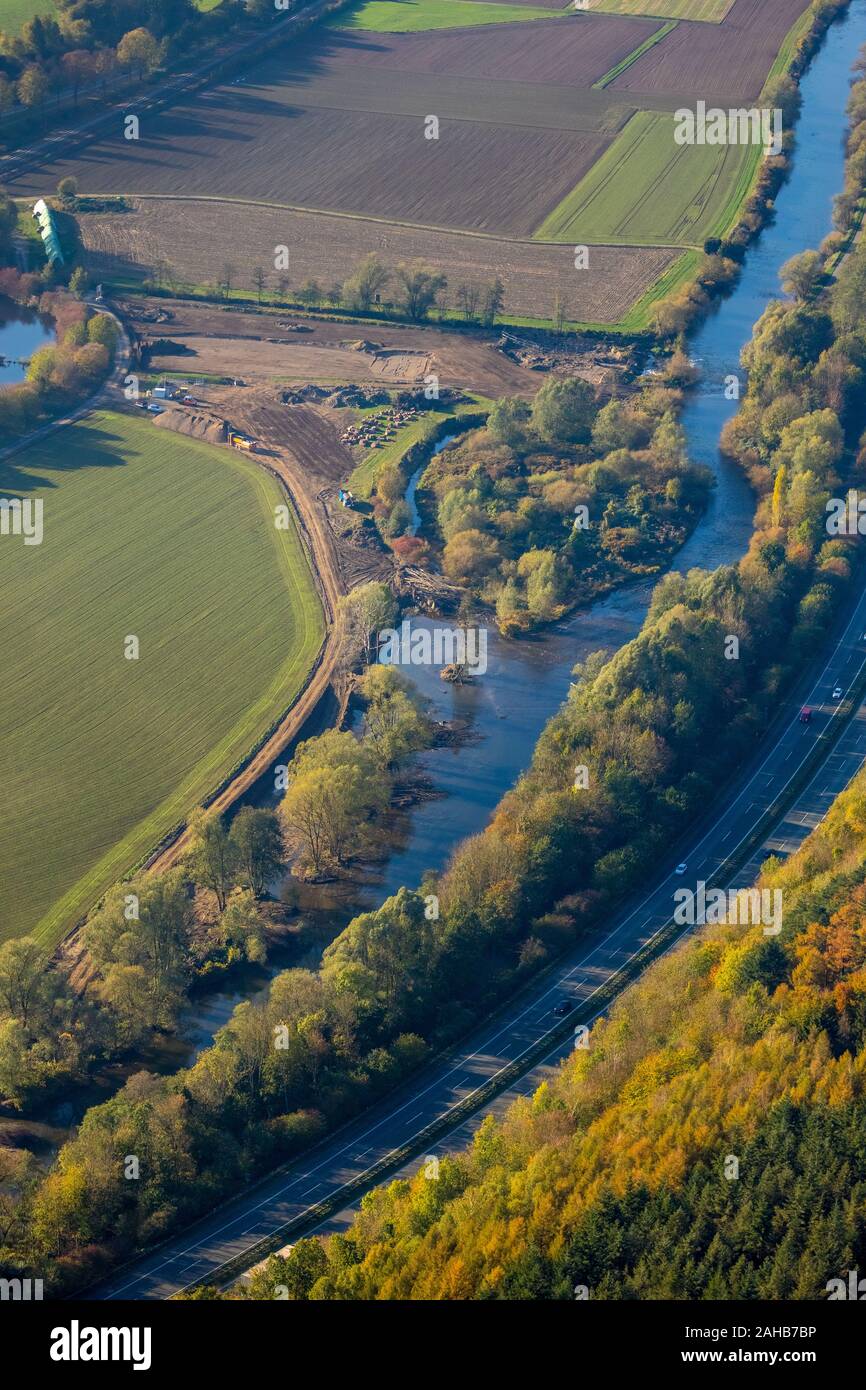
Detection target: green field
<box><xmin>336</xmin><ymin>0</ymin><xmax>563</xmax><ymax>31</ymax></box>
<box><xmin>0</xmin><ymin>0</ymin><xmax>55</xmax><ymax>32</ymax></box>
<box><xmin>586</xmin><ymin>0</ymin><xmax>733</xmax><ymax>20</ymax></box>
<box><xmin>535</xmin><ymin>110</ymin><xmax>760</xmax><ymax>247</ymax></box>
<box><xmin>0</xmin><ymin>411</ymin><xmax>324</xmax><ymax>946</ymax></box>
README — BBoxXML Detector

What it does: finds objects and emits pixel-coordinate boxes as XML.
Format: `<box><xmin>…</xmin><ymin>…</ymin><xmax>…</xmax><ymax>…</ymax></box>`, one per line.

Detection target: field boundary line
<box><xmin>119</xmin><ymin>191</ymin><xmax>683</xmax><ymax>251</ymax></box>
<box><xmin>592</xmin><ymin>18</ymin><xmax>677</xmax><ymax>89</ymax></box>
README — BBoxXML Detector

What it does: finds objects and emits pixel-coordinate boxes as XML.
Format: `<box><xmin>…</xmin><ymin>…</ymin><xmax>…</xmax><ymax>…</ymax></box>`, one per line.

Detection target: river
<box><xmin>174</xmin><ymin>0</ymin><xmax>866</xmax><ymax>1051</ymax></box>
<box><xmin>53</xmin><ymin>3</ymin><xmax>866</xmax><ymax>1067</ymax></box>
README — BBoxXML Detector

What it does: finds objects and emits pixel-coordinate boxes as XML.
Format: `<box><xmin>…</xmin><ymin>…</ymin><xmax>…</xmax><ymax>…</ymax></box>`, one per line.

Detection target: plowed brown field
<box><xmin>82</xmin><ymin>199</ymin><xmax>679</xmax><ymax>325</ymax></box>
<box><xmin>301</xmin><ymin>15</ymin><xmax>662</xmax><ymax>85</ymax></box>
<box><xmin>611</xmin><ymin>0</ymin><xmax>811</xmax><ymax>102</ymax></box>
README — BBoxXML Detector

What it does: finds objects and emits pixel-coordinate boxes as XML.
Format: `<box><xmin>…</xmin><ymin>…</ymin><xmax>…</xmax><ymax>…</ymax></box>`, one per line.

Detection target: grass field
<box><xmin>336</xmin><ymin>0</ymin><xmax>564</xmax><ymax>30</ymax></box>
<box><xmin>0</xmin><ymin>0</ymin><xmax>54</xmax><ymax>31</ymax></box>
<box><xmin>535</xmin><ymin>110</ymin><xmax>760</xmax><ymax>247</ymax></box>
<box><xmin>0</xmin><ymin>411</ymin><xmax>324</xmax><ymax>946</ymax></box>
<box><xmin>586</xmin><ymin>0</ymin><xmax>733</xmax><ymax>19</ymax></box>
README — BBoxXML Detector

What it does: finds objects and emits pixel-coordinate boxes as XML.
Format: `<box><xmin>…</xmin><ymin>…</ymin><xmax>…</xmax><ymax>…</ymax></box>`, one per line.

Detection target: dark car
<box><xmin>553</xmin><ymin>1001</ymin><xmax>573</xmax><ymax>1018</ymax></box>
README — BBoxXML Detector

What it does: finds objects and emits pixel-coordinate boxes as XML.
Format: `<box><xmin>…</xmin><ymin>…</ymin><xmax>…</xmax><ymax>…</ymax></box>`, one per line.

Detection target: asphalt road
<box><xmin>90</xmin><ymin>562</ymin><xmax>866</xmax><ymax>1300</ymax></box>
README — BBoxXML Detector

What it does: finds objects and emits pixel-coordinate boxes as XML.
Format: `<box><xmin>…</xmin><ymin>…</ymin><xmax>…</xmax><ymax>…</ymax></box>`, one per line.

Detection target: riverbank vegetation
<box><xmin>250</xmin><ymin>760</ymin><xmax>866</xmax><ymax>1299</ymax></box>
<box><xmin>417</xmin><ymin>367</ymin><xmax>710</xmax><ymax>633</ymax></box>
<box><xmin>651</xmin><ymin>0</ymin><xmax>850</xmax><ymax>339</ymax></box>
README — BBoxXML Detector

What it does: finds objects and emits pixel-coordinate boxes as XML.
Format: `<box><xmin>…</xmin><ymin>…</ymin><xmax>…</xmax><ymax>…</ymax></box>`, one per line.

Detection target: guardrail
<box><xmin>182</xmin><ymin>643</ymin><xmax>866</xmax><ymax>1294</ymax></box>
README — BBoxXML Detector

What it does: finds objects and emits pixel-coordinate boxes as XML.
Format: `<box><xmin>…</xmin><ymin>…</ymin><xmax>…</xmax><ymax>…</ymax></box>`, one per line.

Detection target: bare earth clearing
<box><xmin>126</xmin><ymin>296</ymin><xmax>566</xmax><ymax>395</ymax></box>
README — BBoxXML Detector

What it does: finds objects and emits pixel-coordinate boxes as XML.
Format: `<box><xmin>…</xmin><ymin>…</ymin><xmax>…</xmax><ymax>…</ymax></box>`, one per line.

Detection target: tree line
<box><xmin>0</xmin><ymin>1</ymin><xmax>280</xmax><ymax>133</ymax></box>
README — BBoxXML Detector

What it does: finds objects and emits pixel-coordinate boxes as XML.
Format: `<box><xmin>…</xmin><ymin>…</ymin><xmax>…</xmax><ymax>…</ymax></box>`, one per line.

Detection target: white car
<box><xmin>675</xmin><ymin>862</ymin><xmax>688</xmax><ymax>876</ymax></box>
<box><xmin>832</xmin><ymin>686</ymin><xmax>843</xmax><ymax>700</ymax></box>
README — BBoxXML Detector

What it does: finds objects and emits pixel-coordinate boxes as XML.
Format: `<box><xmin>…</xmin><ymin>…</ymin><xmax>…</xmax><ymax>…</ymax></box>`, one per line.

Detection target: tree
<box><xmin>486</xmin><ymin>397</ymin><xmax>530</xmax><ymax>451</ymax></box>
<box><xmin>57</xmin><ymin>176</ymin><xmax>79</xmax><ymax>210</ymax></box>
<box><xmin>442</xmin><ymin>528</ymin><xmax>502</xmax><ymax>586</ymax></box>
<box><xmin>218</xmin><ymin>262</ymin><xmax>236</xmax><ymax>300</ymax></box>
<box><xmin>61</xmin><ymin>50</ymin><xmax>94</xmax><ymax>108</ymax></box>
<box><xmin>335</xmin><ymin>580</ymin><xmax>396</xmax><ymax>670</ymax></box>
<box><xmin>394</xmin><ymin>262</ymin><xmax>446</xmax><ymax>320</ymax></box>
<box><xmin>252</xmin><ymin>266</ymin><xmax>267</xmax><ymax>303</ymax></box>
<box><xmin>190</xmin><ymin>810</ymin><xmax>238</xmax><ymax>910</ymax></box>
<box><xmin>116</xmin><ymin>28</ymin><xmax>161</xmax><ymax>82</ymax></box>
<box><xmin>455</xmin><ymin>282</ymin><xmax>480</xmax><ymax>321</ymax></box>
<box><xmin>84</xmin><ymin>874</ymin><xmax>193</xmax><ymax>1031</ymax></box>
<box><xmin>230</xmin><ymin>807</ymin><xmax>283</xmax><ymax>897</ymax></box>
<box><xmin>87</xmin><ymin>313</ymin><xmax>119</xmax><ymax>355</ymax></box>
<box><xmin>281</xmin><ymin>731</ymin><xmax>387</xmax><ymax>876</ymax></box>
<box><xmin>342</xmin><ymin>253</ymin><xmax>389</xmax><ymax>311</ymax></box>
<box><xmin>0</xmin><ymin>77</ymin><xmax>17</xmax><ymax>122</ymax></box>
<box><xmin>69</xmin><ymin>265</ymin><xmax>89</xmax><ymax>298</ymax></box>
<box><xmin>780</xmin><ymin>250</ymin><xmax>823</xmax><ymax>300</ymax></box>
<box><xmin>0</xmin><ymin>937</ymin><xmax>52</xmax><ymax>1033</ymax></box>
<box><xmin>480</xmin><ymin>276</ymin><xmax>505</xmax><ymax>326</ymax></box>
<box><xmin>17</xmin><ymin>65</ymin><xmax>49</xmax><ymax>123</ymax></box>
<box><xmin>357</xmin><ymin>666</ymin><xmax>429</xmax><ymax>770</ymax></box>
<box><xmin>296</xmin><ymin>278</ymin><xmax>321</xmax><ymax>307</ymax></box>
<box><xmin>531</xmin><ymin>376</ymin><xmax>597</xmax><ymax>446</ymax></box>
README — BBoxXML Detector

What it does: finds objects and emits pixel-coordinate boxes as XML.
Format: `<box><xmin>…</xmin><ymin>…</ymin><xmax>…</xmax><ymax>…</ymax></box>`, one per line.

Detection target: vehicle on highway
<box><xmin>832</xmin><ymin>686</ymin><xmax>843</xmax><ymax>700</ymax></box>
<box><xmin>675</xmin><ymin>862</ymin><xmax>688</xmax><ymax>875</ymax></box>
<box><xmin>553</xmin><ymin>1001</ymin><xmax>573</xmax><ymax>1018</ymax></box>
<box><xmin>799</xmin><ymin>707</ymin><xmax>813</xmax><ymax>723</ymax></box>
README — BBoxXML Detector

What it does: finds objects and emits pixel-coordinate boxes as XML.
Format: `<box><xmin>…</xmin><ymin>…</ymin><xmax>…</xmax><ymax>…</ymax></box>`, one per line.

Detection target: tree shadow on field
<box><xmin>0</xmin><ymin>421</ymin><xmax>137</xmax><ymax>496</ymax></box>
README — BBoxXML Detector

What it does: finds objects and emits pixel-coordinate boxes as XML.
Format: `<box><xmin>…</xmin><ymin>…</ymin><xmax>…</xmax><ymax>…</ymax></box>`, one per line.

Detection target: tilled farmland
<box><xmin>312</xmin><ymin>14</ymin><xmax>663</xmax><ymax>85</ymax></box>
<box><xmin>82</xmin><ymin>198</ymin><xmax>680</xmax><ymax>324</ymax></box>
<box><xmin>611</xmin><ymin>0</ymin><xmax>813</xmax><ymax>102</ymax></box>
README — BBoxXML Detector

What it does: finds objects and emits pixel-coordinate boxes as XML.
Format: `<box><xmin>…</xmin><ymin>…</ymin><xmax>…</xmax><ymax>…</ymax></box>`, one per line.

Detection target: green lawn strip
<box><xmin>0</xmin><ymin>411</ymin><xmax>323</xmax><ymax>948</ymax></box>
<box><xmin>592</xmin><ymin>19</ymin><xmax>677</xmax><ymax>89</ymax></box>
<box><xmin>333</xmin><ymin>0</ymin><xmax>564</xmax><ymax>31</ymax></box>
<box><xmin>762</xmin><ymin>3</ymin><xmax>815</xmax><ymax>90</ymax></box>
<box><xmin>534</xmin><ymin>110</ymin><xmax>760</xmax><ymax>247</ymax></box>
<box><xmin>349</xmin><ymin>395</ymin><xmax>489</xmax><ymax>498</ymax></box>
<box><xmin>616</xmin><ymin>246</ymin><xmax>700</xmax><ymax>330</ymax></box>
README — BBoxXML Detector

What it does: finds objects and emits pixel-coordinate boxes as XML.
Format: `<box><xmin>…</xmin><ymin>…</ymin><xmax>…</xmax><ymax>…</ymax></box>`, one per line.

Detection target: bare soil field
<box><xmin>83</xmin><ymin>200</ymin><xmax>679</xmax><ymax>326</ymax></box>
<box><xmin>126</xmin><ymin>296</ymin><xmax>550</xmax><ymax>396</ymax></box>
<box><xmin>9</xmin><ymin>101</ymin><xmax>609</xmax><ymax>237</ymax></box>
<box><xmin>294</xmin><ymin>15</ymin><xmax>662</xmax><ymax>86</ymax></box>
<box><xmin>612</xmin><ymin>0</ymin><xmax>811</xmax><ymax>102</ymax></box>
<box><xmin>227</xmin><ymin>62</ymin><xmax>633</xmax><ymax>133</ymax></box>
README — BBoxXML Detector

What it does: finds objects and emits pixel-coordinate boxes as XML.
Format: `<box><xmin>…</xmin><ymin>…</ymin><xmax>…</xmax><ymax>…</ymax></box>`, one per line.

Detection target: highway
<box><xmin>91</xmin><ymin>559</ymin><xmax>866</xmax><ymax>1300</ymax></box>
